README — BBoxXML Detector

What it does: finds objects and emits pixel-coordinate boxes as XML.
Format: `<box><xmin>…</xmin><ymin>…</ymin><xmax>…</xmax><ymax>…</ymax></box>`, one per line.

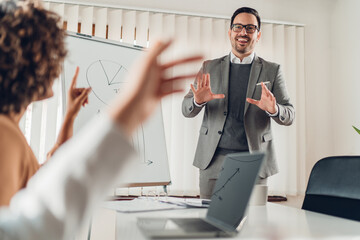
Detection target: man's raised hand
<box><xmin>191</xmin><ymin>73</ymin><xmax>225</xmax><ymax>105</ymax></box>
<box><xmin>246</xmin><ymin>82</ymin><xmax>277</xmax><ymax>114</ymax></box>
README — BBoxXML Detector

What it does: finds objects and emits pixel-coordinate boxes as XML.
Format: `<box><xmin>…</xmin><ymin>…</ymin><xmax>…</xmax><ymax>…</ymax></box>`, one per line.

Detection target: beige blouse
<box><xmin>0</xmin><ymin>115</ymin><xmax>40</xmax><ymax>206</ymax></box>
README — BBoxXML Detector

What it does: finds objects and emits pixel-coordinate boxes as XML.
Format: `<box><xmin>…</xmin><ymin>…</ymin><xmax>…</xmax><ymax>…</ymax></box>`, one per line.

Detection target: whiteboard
<box><xmin>62</xmin><ymin>32</ymin><xmax>170</xmax><ymax>187</ymax></box>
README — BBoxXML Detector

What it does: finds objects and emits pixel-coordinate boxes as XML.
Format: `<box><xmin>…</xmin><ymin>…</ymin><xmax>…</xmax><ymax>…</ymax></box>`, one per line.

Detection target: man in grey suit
<box><xmin>182</xmin><ymin>7</ymin><xmax>295</xmax><ymax>199</ymax></box>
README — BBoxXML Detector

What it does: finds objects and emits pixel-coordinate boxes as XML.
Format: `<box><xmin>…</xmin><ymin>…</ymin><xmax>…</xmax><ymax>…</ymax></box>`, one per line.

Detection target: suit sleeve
<box><xmin>0</xmin><ymin>116</ymin><xmax>136</xmax><ymax>240</ymax></box>
<box><xmin>182</xmin><ymin>62</ymin><xmax>206</xmax><ymax>118</ymax></box>
<box><xmin>271</xmin><ymin>65</ymin><xmax>295</xmax><ymax>126</ymax></box>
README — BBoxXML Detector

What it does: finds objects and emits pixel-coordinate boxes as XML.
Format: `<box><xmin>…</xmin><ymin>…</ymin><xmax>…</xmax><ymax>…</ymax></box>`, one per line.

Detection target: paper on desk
<box><xmin>102</xmin><ymin>198</ymin><xmax>186</xmax><ymax>213</ymax></box>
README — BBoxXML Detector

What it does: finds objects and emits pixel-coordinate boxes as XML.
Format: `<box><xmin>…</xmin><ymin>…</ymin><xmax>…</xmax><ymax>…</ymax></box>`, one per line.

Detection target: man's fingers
<box><xmin>205</xmin><ymin>74</ymin><xmax>210</xmax><ymax>87</ymax></box>
<box><xmin>268</xmin><ymin>90</ymin><xmax>274</xmax><ymax>98</ymax></box>
<box><xmin>271</xmin><ymin>95</ymin><xmax>276</xmax><ymax>103</ymax></box>
<box><xmin>201</xmin><ymin>74</ymin><xmax>206</xmax><ymax>88</ymax></box>
<box><xmin>246</xmin><ymin>98</ymin><xmax>259</xmax><ymax>105</ymax></box>
<box><xmin>197</xmin><ymin>74</ymin><xmax>204</xmax><ymax>89</ymax></box>
<box><xmin>261</xmin><ymin>82</ymin><xmax>272</xmax><ymax>98</ymax></box>
<box><xmin>70</xmin><ymin>67</ymin><xmax>80</xmax><ymax>89</ymax></box>
<box><xmin>261</xmin><ymin>82</ymin><xmax>268</xmax><ymax>97</ymax></box>
<box><xmin>190</xmin><ymin>84</ymin><xmax>197</xmax><ymax>93</ymax></box>
<box><xmin>196</xmin><ymin>75</ymin><xmax>201</xmax><ymax>89</ymax></box>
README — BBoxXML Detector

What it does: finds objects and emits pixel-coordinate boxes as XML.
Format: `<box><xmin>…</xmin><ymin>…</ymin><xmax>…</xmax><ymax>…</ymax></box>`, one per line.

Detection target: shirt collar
<box><xmin>230</xmin><ymin>51</ymin><xmax>255</xmax><ymax>64</ymax></box>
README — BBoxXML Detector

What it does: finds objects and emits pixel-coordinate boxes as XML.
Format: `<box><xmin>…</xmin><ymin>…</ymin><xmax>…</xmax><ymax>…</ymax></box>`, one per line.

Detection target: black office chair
<box><xmin>302</xmin><ymin>156</ymin><xmax>360</xmax><ymax>221</ymax></box>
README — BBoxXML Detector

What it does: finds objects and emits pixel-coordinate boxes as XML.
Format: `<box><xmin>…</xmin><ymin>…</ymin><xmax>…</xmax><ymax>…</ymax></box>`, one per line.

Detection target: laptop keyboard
<box><xmin>171</xmin><ymin>218</ymin><xmax>222</xmax><ymax>232</ymax></box>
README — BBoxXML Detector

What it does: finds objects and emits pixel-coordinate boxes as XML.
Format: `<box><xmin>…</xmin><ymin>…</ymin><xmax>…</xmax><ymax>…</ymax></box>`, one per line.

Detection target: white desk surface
<box><xmin>111</xmin><ymin>202</ymin><xmax>360</xmax><ymax>240</ymax></box>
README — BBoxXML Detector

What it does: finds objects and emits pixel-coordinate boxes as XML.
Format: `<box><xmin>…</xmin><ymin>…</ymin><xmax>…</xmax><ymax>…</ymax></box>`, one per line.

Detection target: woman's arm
<box><xmin>46</xmin><ymin>67</ymin><xmax>91</xmax><ymax>160</ymax></box>
<box><xmin>0</xmin><ymin>40</ymin><xmax>202</xmax><ymax>240</ymax></box>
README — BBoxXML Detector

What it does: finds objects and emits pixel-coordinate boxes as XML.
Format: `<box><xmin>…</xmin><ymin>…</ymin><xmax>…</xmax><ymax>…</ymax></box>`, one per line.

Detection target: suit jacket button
<box><xmin>223</xmin><ymin>111</ymin><xmax>227</xmax><ymax>116</ymax></box>
<box><xmin>218</xmin><ymin>131</ymin><xmax>222</xmax><ymax>135</ymax></box>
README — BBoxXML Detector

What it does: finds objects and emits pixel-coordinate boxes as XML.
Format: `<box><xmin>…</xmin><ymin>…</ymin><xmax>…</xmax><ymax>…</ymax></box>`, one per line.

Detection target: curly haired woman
<box><xmin>0</xmin><ymin>0</ymin><xmax>90</xmax><ymax>206</ymax></box>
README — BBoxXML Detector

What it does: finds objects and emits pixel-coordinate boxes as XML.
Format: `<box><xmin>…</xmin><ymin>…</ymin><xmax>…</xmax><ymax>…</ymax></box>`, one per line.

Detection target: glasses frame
<box><xmin>231</xmin><ymin>24</ymin><xmax>259</xmax><ymax>34</ymax></box>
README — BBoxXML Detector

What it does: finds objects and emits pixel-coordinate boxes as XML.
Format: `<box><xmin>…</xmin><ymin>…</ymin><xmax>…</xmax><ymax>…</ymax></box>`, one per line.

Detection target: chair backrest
<box><xmin>302</xmin><ymin>156</ymin><xmax>360</xmax><ymax>221</ymax></box>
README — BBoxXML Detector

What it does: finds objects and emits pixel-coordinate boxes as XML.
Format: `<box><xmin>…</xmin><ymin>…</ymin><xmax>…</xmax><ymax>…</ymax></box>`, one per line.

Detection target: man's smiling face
<box><xmin>228</xmin><ymin>12</ymin><xmax>261</xmax><ymax>59</ymax></box>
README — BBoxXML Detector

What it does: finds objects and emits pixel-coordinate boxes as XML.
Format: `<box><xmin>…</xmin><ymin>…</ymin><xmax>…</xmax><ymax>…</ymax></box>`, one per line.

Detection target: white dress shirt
<box><xmin>0</xmin><ymin>115</ymin><xmax>135</xmax><ymax>240</ymax></box>
<box><xmin>230</xmin><ymin>51</ymin><xmax>255</xmax><ymax>64</ymax></box>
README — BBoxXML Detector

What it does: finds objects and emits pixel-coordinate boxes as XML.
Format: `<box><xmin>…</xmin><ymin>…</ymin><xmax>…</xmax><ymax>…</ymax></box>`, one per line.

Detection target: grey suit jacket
<box><xmin>182</xmin><ymin>54</ymin><xmax>295</xmax><ymax>178</ymax></box>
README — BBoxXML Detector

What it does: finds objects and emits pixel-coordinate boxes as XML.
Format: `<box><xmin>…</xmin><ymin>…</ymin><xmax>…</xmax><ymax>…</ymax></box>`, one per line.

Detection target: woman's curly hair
<box><xmin>0</xmin><ymin>0</ymin><xmax>67</xmax><ymax>114</ymax></box>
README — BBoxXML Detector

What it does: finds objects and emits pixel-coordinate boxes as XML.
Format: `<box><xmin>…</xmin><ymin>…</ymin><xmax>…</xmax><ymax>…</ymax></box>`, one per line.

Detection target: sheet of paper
<box><xmin>102</xmin><ymin>198</ymin><xmax>186</xmax><ymax>213</ymax></box>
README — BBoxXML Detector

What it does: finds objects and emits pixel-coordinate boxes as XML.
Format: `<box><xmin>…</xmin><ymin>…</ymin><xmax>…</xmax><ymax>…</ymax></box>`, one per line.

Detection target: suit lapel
<box><xmin>244</xmin><ymin>55</ymin><xmax>262</xmax><ymax>115</ymax></box>
<box><xmin>221</xmin><ymin>55</ymin><xmax>230</xmax><ymax>111</ymax></box>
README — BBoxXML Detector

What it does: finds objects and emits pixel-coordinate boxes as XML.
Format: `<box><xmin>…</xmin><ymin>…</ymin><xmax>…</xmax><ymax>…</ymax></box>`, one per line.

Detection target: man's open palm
<box><xmin>246</xmin><ymin>82</ymin><xmax>277</xmax><ymax>114</ymax></box>
<box><xmin>191</xmin><ymin>73</ymin><xmax>225</xmax><ymax>104</ymax></box>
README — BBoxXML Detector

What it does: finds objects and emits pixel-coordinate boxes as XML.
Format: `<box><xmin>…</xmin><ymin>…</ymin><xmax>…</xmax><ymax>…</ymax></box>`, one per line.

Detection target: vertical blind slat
<box><xmin>159</xmin><ymin>13</ymin><xmax>176</xmax><ymax>192</ymax></box>
<box><xmin>211</xmin><ymin>19</ymin><xmax>228</xmax><ymax>58</ymax></box>
<box><xmin>79</xmin><ymin>6</ymin><xmax>94</xmax><ymax>35</ymax></box>
<box><xmin>43</xmin><ymin>79</ymin><xmax>61</xmax><ymax>162</ymax></box>
<box><xmin>183</xmin><ymin>16</ymin><xmax>201</xmax><ymax>195</ymax></box>
<box><xmin>296</xmin><ymin>27</ymin><xmax>307</xmax><ymax>194</ymax></box>
<box><xmin>49</xmin><ymin>3</ymin><xmax>64</xmax><ymax>20</ymax></box>
<box><xmin>284</xmin><ymin>26</ymin><xmax>298</xmax><ymax>195</ymax></box>
<box><xmin>122</xmin><ymin>10</ymin><xmax>136</xmax><ymax>44</ymax></box>
<box><xmin>29</xmin><ymin>102</ymin><xmax>43</xmax><ymax>160</ymax></box>
<box><xmin>269</xmin><ymin>24</ymin><xmax>287</xmax><ymax>195</ymax></box>
<box><xmin>200</xmin><ymin>18</ymin><xmax>213</xmax><ymax>60</ymax></box>
<box><xmin>136</xmin><ymin>12</ymin><xmax>149</xmax><ymax>47</ymax></box>
<box><xmin>93</xmin><ymin>8</ymin><xmax>107</xmax><ymax>38</ymax></box>
<box><xmin>38</xmin><ymin>101</ymin><xmax>48</xmax><ymax>164</ymax></box>
<box><xmin>64</xmin><ymin>5</ymin><xmax>79</xmax><ymax>32</ymax></box>
<box><xmin>107</xmin><ymin>9</ymin><xmax>122</xmax><ymax>41</ymax></box>
<box><xmin>169</xmin><ymin>15</ymin><xmax>188</xmax><ymax>193</ymax></box>
<box><xmin>148</xmin><ymin>13</ymin><xmax>163</xmax><ymax>45</ymax></box>
<box><xmin>257</xmin><ymin>23</ymin><xmax>274</xmax><ymax>61</ymax></box>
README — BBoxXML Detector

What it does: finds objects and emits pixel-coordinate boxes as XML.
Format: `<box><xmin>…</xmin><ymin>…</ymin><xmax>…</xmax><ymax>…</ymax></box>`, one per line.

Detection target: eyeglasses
<box><xmin>231</xmin><ymin>24</ymin><xmax>259</xmax><ymax>34</ymax></box>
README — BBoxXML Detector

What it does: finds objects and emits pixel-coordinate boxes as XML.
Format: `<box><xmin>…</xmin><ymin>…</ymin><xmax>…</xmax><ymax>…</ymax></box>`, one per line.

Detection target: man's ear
<box><xmin>256</xmin><ymin>31</ymin><xmax>262</xmax><ymax>42</ymax></box>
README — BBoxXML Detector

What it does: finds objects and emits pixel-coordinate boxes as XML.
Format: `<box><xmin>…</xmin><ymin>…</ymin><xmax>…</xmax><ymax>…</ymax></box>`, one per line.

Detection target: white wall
<box><xmin>330</xmin><ymin>0</ymin><xmax>360</xmax><ymax>155</ymax></box>
<box><xmin>59</xmin><ymin>0</ymin><xmax>337</xmax><ymax>186</ymax></box>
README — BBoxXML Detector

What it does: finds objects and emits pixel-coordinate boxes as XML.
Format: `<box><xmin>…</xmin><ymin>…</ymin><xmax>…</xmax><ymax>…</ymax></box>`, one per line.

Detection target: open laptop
<box><xmin>137</xmin><ymin>152</ymin><xmax>265</xmax><ymax>239</ymax></box>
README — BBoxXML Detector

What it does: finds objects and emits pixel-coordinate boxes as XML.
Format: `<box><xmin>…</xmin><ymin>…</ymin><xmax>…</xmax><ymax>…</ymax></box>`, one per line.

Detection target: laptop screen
<box><xmin>206</xmin><ymin>152</ymin><xmax>265</xmax><ymax>231</ymax></box>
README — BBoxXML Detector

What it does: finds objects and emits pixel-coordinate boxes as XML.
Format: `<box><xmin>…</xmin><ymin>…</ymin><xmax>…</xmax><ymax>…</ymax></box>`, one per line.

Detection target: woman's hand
<box><xmin>109</xmin><ymin>40</ymin><xmax>203</xmax><ymax>136</ymax></box>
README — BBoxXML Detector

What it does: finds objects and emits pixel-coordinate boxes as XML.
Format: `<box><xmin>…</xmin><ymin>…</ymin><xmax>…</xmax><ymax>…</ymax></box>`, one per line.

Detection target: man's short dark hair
<box><xmin>230</xmin><ymin>7</ymin><xmax>261</xmax><ymax>30</ymax></box>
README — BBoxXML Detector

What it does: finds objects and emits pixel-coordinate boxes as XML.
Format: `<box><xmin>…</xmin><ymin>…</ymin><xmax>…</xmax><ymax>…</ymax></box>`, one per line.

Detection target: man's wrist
<box><xmin>266</xmin><ymin>104</ymin><xmax>279</xmax><ymax>117</ymax></box>
<box><xmin>193</xmin><ymin>98</ymin><xmax>207</xmax><ymax>107</ymax></box>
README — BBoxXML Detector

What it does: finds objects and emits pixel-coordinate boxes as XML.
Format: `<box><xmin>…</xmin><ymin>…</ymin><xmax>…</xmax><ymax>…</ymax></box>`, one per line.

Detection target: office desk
<box><xmin>111</xmin><ymin>203</ymin><xmax>360</xmax><ymax>239</ymax></box>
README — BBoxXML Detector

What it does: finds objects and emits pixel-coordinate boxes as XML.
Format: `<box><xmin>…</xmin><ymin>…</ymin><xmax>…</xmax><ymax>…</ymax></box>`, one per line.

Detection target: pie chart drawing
<box><xmin>86</xmin><ymin>59</ymin><xmax>128</xmax><ymax>106</ymax></box>
<box><xmin>64</xmin><ymin>34</ymin><xmax>170</xmax><ymax>185</ymax></box>
<box><xmin>85</xmin><ymin>59</ymin><xmax>149</xmax><ymax>165</ymax></box>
